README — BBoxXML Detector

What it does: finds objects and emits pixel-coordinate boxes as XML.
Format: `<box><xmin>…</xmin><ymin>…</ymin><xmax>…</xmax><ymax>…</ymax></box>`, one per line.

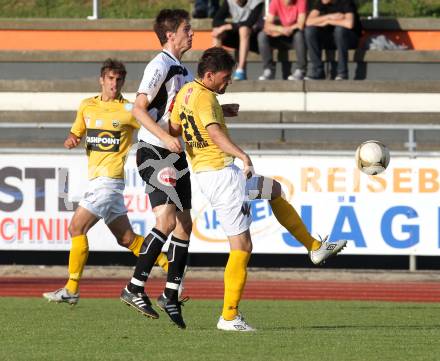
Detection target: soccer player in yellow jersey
<box><xmin>42</xmin><ymin>59</ymin><xmax>167</xmax><ymax>315</ymax></box>
<box><xmin>170</xmin><ymin>47</ymin><xmax>347</xmax><ymax>331</ymax></box>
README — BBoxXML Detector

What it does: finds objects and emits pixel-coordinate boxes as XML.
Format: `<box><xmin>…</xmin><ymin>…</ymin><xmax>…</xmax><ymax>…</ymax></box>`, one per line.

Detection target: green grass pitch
<box><xmin>1</xmin><ymin>297</ymin><xmax>440</xmax><ymax>361</ymax></box>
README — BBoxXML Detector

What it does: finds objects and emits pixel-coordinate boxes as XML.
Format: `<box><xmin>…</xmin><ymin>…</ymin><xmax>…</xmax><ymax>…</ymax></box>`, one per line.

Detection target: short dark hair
<box><xmin>154</xmin><ymin>9</ymin><xmax>190</xmax><ymax>46</ymax></box>
<box><xmin>100</xmin><ymin>58</ymin><xmax>127</xmax><ymax>79</ymax></box>
<box><xmin>197</xmin><ymin>47</ymin><xmax>236</xmax><ymax>78</ymax></box>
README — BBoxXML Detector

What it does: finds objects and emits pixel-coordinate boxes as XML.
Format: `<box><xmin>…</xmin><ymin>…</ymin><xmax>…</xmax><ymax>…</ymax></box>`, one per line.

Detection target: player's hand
<box><xmin>242</xmin><ymin>155</ymin><xmax>254</xmax><ymax>179</ymax></box>
<box><xmin>165</xmin><ymin>135</ymin><xmax>182</xmax><ymax>153</ymax></box>
<box><xmin>221</xmin><ymin>103</ymin><xmax>239</xmax><ymax>117</ymax></box>
<box><xmin>64</xmin><ymin>133</ymin><xmax>81</xmax><ymax>149</ymax></box>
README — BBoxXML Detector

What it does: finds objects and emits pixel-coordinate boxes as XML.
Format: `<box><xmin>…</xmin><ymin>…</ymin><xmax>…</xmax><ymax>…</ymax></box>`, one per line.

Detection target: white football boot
<box><xmin>309</xmin><ymin>236</ymin><xmax>347</xmax><ymax>265</ymax></box>
<box><xmin>42</xmin><ymin>287</ymin><xmax>79</xmax><ymax>305</ymax></box>
<box><xmin>217</xmin><ymin>313</ymin><xmax>256</xmax><ymax>332</ymax></box>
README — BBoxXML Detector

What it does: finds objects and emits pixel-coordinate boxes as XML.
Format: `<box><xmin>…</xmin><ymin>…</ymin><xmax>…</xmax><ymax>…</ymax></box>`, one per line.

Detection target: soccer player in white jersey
<box><xmin>120</xmin><ymin>9</ymin><xmax>194</xmax><ymax>329</ymax></box>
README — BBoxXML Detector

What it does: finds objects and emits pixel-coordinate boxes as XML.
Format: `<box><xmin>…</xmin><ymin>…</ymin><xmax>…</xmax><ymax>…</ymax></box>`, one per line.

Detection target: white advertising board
<box><xmin>1</xmin><ymin>154</ymin><xmax>439</xmax><ymax>255</ymax></box>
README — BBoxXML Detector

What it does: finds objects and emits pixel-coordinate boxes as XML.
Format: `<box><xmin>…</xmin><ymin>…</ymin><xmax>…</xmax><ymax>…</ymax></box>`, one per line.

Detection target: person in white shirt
<box><xmin>120</xmin><ymin>9</ymin><xmax>193</xmax><ymax>329</ymax></box>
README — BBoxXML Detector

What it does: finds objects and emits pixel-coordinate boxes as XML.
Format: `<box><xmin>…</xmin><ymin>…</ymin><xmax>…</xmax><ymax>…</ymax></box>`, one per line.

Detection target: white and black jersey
<box><xmin>137</xmin><ymin>49</ymin><xmax>193</xmax><ymax>148</ymax></box>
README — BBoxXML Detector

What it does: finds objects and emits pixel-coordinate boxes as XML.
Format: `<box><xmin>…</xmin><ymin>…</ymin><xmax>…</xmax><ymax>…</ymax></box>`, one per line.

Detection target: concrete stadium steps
<box><xmin>2</xmin><ymin>81</ymin><xmax>440</xmax><ymax>112</ymax></box>
<box><xmin>1</xmin><ymin>50</ymin><xmax>440</xmax><ymax>81</ymax></box>
<box><xmin>1</xmin><ymin>111</ymin><xmax>438</xmax><ymax>152</ymax></box>
<box><xmin>2</xmin><ymin>110</ymin><xmax>439</xmax><ymax>124</ymax></box>
<box><xmin>1</xmin><ymin>18</ymin><xmax>439</xmax><ymax>82</ymax></box>
<box><xmin>1</xmin><ymin>80</ymin><xmax>438</xmax><ymax>153</ymax></box>
<box><xmin>3</xmin><ymin>49</ymin><xmax>440</xmax><ymax>63</ymax></box>
<box><xmin>3</xmin><ymin>79</ymin><xmax>440</xmax><ymax>93</ymax></box>
<box><xmin>1</xmin><ymin>17</ymin><xmax>437</xmax><ymax>31</ymax></box>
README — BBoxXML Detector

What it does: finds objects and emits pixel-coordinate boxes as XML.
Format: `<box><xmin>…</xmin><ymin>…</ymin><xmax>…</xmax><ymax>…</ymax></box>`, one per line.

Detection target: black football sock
<box><xmin>164</xmin><ymin>235</ymin><xmax>190</xmax><ymax>301</ymax></box>
<box><xmin>127</xmin><ymin>228</ymin><xmax>167</xmax><ymax>294</ymax></box>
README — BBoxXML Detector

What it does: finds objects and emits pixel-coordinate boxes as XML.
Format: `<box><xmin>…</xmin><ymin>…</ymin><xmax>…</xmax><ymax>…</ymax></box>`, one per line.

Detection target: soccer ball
<box><xmin>355</xmin><ymin>140</ymin><xmax>390</xmax><ymax>175</ymax></box>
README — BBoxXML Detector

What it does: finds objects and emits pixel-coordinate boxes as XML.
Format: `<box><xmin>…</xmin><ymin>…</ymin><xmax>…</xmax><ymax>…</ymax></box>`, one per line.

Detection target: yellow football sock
<box><xmin>128</xmin><ymin>234</ymin><xmax>169</xmax><ymax>272</ymax></box>
<box><xmin>65</xmin><ymin>235</ymin><xmax>89</xmax><ymax>294</ymax></box>
<box><xmin>128</xmin><ymin>234</ymin><xmax>144</xmax><ymax>257</ymax></box>
<box><xmin>222</xmin><ymin>250</ymin><xmax>251</xmax><ymax>321</ymax></box>
<box><xmin>270</xmin><ymin>196</ymin><xmax>321</xmax><ymax>251</ymax></box>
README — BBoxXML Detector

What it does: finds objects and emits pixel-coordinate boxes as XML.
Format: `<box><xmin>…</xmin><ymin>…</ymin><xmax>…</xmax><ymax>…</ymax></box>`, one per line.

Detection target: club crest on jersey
<box><xmin>157</xmin><ymin>167</ymin><xmax>177</xmax><ymax>187</ymax></box>
<box><xmin>112</xmin><ymin>120</ymin><xmax>120</xmax><ymax>128</ymax></box>
<box><xmin>85</xmin><ymin>129</ymin><xmax>121</xmax><ymax>152</ymax></box>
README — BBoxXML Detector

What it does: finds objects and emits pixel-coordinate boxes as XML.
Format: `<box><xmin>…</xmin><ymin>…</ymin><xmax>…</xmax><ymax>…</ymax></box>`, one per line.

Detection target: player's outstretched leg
<box><xmin>309</xmin><ymin>236</ymin><xmax>347</xmax><ymax>265</ymax></box>
<box><xmin>268</xmin><ymin>190</ymin><xmax>347</xmax><ymax>265</ymax></box>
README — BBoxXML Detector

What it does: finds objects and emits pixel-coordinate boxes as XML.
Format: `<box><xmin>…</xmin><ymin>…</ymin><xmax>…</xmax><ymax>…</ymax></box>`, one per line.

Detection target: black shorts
<box><xmin>220</xmin><ymin>28</ymin><xmax>260</xmax><ymax>54</ymax></box>
<box><xmin>136</xmin><ymin>141</ymin><xmax>191</xmax><ymax>210</ymax></box>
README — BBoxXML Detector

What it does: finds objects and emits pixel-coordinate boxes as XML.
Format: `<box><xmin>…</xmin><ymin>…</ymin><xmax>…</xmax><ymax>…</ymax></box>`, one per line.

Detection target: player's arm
<box><xmin>169</xmin><ymin>104</ymin><xmax>182</xmax><ymax>137</ymax></box>
<box><xmin>206</xmin><ymin>123</ymin><xmax>253</xmax><ymax>178</ymax></box>
<box><xmin>169</xmin><ymin>122</ymin><xmax>182</xmax><ymax>137</ymax></box>
<box><xmin>64</xmin><ymin>133</ymin><xmax>81</xmax><ymax>149</ymax></box>
<box><xmin>65</xmin><ymin>101</ymin><xmax>86</xmax><ymax>149</ymax></box>
<box><xmin>132</xmin><ymin>93</ymin><xmax>182</xmax><ymax>153</ymax></box>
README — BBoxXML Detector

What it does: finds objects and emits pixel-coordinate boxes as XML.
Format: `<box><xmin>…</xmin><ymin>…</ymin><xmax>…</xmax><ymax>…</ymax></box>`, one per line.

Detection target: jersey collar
<box><xmin>162</xmin><ymin>49</ymin><xmax>181</xmax><ymax>64</ymax></box>
<box><xmin>194</xmin><ymin>79</ymin><xmax>217</xmax><ymax>95</ymax></box>
<box><xmin>98</xmin><ymin>94</ymin><xmax>124</xmax><ymax>103</ymax></box>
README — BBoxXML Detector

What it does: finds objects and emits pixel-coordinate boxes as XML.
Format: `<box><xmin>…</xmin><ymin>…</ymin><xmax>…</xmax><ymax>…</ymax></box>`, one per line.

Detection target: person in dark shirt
<box><xmin>212</xmin><ymin>0</ymin><xmax>264</xmax><ymax>80</ymax></box>
<box><xmin>193</xmin><ymin>0</ymin><xmax>219</xmax><ymax>18</ymax></box>
<box><xmin>305</xmin><ymin>0</ymin><xmax>362</xmax><ymax>80</ymax></box>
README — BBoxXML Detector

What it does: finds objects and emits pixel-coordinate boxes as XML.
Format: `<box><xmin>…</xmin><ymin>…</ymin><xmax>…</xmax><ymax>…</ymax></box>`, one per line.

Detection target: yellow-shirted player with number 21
<box><xmin>170</xmin><ymin>47</ymin><xmax>347</xmax><ymax>331</ymax></box>
<box><xmin>43</xmin><ymin>59</ymin><xmax>168</xmax><ymax>307</ymax></box>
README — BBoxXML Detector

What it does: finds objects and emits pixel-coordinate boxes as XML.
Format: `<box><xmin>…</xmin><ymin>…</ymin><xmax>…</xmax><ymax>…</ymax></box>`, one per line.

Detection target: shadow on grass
<box><xmin>307</xmin><ymin>325</ymin><xmax>440</xmax><ymax>330</ymax></box>
<box><xmin>344</xmin><ymin>305</ymin><xmax>440</xmax><ymax>310</ymax></box>
<box><xmin>261</xmin><ymin>324</ymin><xmax>440</xmax><ymax>331</ymax></box>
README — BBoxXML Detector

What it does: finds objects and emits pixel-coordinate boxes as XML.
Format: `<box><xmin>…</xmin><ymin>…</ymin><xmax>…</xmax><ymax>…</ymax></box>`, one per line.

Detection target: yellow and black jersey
<box><xmin>71</xmin><ymin>95</ymin><xmax>139</xmax><ymax>179</ymax></box>
<box><xmin>170</xmin><ymin>80</ymin><xmax>233</xmax><ymax>172</ymax></box>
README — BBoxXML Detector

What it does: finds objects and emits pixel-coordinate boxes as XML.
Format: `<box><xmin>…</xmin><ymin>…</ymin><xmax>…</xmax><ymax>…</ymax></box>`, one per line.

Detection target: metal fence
<box><xmin>87</xmin><ymin>0</ymin><xmax>381</xmax><ymax>20</ymax></box>
<box><xmin>1</xmin><ymin>121</ymin><xmax>439</xmax><ymax>158</ymax></box>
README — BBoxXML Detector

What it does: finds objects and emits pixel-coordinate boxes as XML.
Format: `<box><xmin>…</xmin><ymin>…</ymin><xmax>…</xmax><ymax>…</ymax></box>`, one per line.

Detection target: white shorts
<box><xmin>79</xmin><ymin>177</ymin><xmax>127</xmax><ymax>225</ymax></box>
<box><xmin>195</xmin><ymin>164</ymin><xmax>252</xmax><ymax>237</ymax></box>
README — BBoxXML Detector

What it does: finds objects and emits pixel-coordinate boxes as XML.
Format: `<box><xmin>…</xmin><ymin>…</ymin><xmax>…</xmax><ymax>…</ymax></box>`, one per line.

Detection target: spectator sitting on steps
<box><xmin>257</xmin><ymin>0</ymin><xmax>307</xmax><ymax>81</ymax></box>
<box><xmin>305</xmin><ymin>0</ymin><xmax>362</xmax><ymax>80</ymax></box>
<box><xmin>212</xmin><ymin>0</ymin><xmax>264</xmax><ymax>80</ymax></box>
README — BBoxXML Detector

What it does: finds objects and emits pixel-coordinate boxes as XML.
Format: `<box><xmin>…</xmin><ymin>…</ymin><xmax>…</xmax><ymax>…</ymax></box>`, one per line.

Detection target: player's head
<box><xmin>99</xmin><ymin>58</ymin><xmax>126</xmax><ymax>101</ymax></box>
<box><xmin>198</xmin><ymin>47</ymin><xmax>236</xmax><ymax>94</ymax></box>
<box><xmin>154</xmin><ymin>9</ymin><xmax>193</xmax><ymax>52</ymax></box>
